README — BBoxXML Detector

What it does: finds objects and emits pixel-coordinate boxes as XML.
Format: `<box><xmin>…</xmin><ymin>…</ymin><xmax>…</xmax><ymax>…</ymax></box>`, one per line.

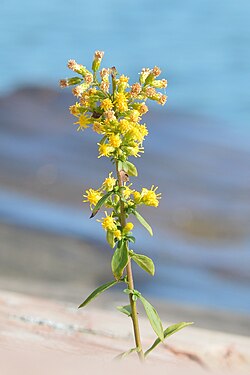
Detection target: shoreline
<box><xmin>0</xmin><ymin>222</ymin><xmax>249</xmax><ymax>337</ymax></box>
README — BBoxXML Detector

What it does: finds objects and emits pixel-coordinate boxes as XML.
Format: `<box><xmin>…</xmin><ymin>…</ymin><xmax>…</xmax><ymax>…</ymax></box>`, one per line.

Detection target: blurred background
<box><xmin>0</xmin><ymin>0</ymin><xmax>249</xmax><ymax>335</ymax></box>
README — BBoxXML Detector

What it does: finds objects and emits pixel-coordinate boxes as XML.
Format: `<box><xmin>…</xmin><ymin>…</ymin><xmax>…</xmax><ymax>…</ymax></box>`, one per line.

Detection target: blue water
<box><xmin>1</xmin><ymin>0</ymin><xmax>250</xmax><ymax>142</ymax></box>
<box><xmin>1</xmin><ymin>188</ymin><xmax>250</xmax><ymax>313</ymax></box>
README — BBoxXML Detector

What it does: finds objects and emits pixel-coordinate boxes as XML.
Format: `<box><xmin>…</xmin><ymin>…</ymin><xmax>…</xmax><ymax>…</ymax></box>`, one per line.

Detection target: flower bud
<box><xmin>72</xmin><ymin>83</ymin><xmax>89</xmax><ymax>97</ymax></box>
<box><xmin>139</xmin><ymin>68</ymin><xmax>150</xmax><ymax>84</ymax></box>
<box><xmin>92</xmin><ymin>50</ymin><xmax>104</xmax><ymax>72</ymax></box>
<box><xmin>123</xmin><ymin>222</ymin><xmax>134</xmax><ymax>233</ymax></box>
<box><xmin>151</xmin><ymin>79</ymin><xmax>168</xmax><ymax>89</ymax></box>
<box><xmin>67</xmin><ymin>59</ymin><xmax>89</xmax><ymax>76</ymax></box>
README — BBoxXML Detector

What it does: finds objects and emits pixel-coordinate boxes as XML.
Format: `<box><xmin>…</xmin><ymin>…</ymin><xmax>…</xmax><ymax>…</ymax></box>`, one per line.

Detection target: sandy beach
<box><xmin>1</xmin><ymin>288</ymin><xmax>250</xmax><ymax>375</ymax></box>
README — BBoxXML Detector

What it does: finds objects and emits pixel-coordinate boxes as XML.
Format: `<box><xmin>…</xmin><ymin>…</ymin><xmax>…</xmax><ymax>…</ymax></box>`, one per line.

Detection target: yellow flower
<box><xmin>123</xmin><ymin>186</ymin><xmax>133</xmax><ymax>199</ymax></box>
<box><xmin>118</xmin><ymin>75</ymin><xmax>129</xmax><ymax>83</ymax></box>
<box><xmin>117</xmin><ymin>75</ymin><xmax>129</xmax><ymax>92</ymax></box>
<box><xmin>133</xmin><ymin>191</ymin><xmax>141</xmax><ymax>204</ymax></box>
<box><xmin>115</xmin><ymin>93</ymin><xmax>128</xmax><ymax>112</ymax></box>
<box><xmin>74</xmin><ymin>114</ymin><xmax>91</xmax><ymax>131</ymax></box>
<box><xmin>126</xmin><ymin>144</ymin><xmax>144</xmax><ymax>157</ymax></box>
<box><xmin>129</xmin><ymin>110</ymin><xmax>141</xmax><ymax>123</ymax></box>
<box><xmin>83</xmin><ymin>189</ymin><xmax>102</xmax><ymax>206</ymax></box>
<box><xmin>126</xmin><ymin>128</ymin><xmax>143</xmax><ymax>143</ymax></box>
<box><xmin>101</xmin><ymin>98</ymin><xmax>113</xmax><ymax>111</ymax></box>
<box><xmin>123</xmin><ymin>222</ymin><xmax>134</xmax><ymax>233</ymax></box>
<box><xmin>109</xmin><ymin>134</ymin><xmax>122</xmax><ymax>148</ymax></box>
<box><xmin>101</xmin><ymin>213</ymin><xmax>117</xmax><ymax>231</ymax></box>
<box><xmin>119</xmin><ymin>119</ymin><xmax>132</xmax><ymax>134</ymax></box>
<box><xmin>92</xmin><ymin>121</ymin><xmax>104</xmax><ymax>134</ymax></box>
<box><xmin>80</xmin><ymin>92</ymin><xmax>90</xmax><ymax>107</ymax></box>
<box><xmin>69</xmin><ymin>102</ymin><xmax>82</xmax><ymax>116</ymax></box>
<box><xmin>137</xmin><ymin>124</ymin><xmax>148</xmax><ymax>139</ymax></box>
<box><xmin>141</xmin><ymin>186</ymin><xmax>161</xmax><ymax>207</ymax></box>
<box><xmin>103</xmin><ymin>173</ymin><xmax>116</xmax><ymax>191</ymax></box>
<box><xmin>113</xmin><ymin>229</ymin><xmax>122</xmax><ymax>240</ymax></box>
<box><xmin>98</xmin><ymin>143</ymin><xmax>115</xmax><ymax>157</ymax></box>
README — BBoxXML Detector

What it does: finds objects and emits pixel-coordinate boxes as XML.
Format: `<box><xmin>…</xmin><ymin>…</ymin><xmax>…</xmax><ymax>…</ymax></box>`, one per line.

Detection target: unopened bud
<box><xmin>92</xmin><ymin>50</ymin><xmax>104</xmax><ymax>72</ymax></box>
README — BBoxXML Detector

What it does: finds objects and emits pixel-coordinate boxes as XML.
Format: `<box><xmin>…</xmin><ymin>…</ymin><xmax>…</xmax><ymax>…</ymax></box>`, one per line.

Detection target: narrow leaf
<box><xmin>114</xmin><ymin>347</ymin><xmax>138</xmax><ymax>360</ymax></box>
<box><xmin>78</xmin><ymin>280</ymin><xmax>119</xmax><ymax>308</ymax></box>
<box><xmin>127</xmin><ymin>235</ymin><xmax>136</xmax><ymax>243</ymax></box>
<box><xmin>133</xmin><ymin>210</ymin><xmax>153</xmax><ymax>236</ymax></box>
<box><xmin>131</xmin><ymin>253</ymin><xmax>155</xmax><ymax>276</ymax></box>
<box><xmin>111</xmin><ymin>241</ymin><xmax>129</xmax><ymax>280</ymax></box>
<box><xmin>90</xmin><ymin>191</ymin><xmax>112</xmax><ymax>218</ymax></box>
<box><xmin>145</xmin><ymin>322</ymin><xmax>194</xmax><ymax>357</ymax></box>
<box><xmin>106</xmin><ymin>230</ymin><xmax>115</xmax><ymax>248</ymax></box>
<box><xmin>139</xmin><ymin>295</ymin><xmax>164</xmax><ymax>341</ymax></box>
<box><xmin>126</xmin><ymin>161</ymin><xmax>138</xmax><ymax>177</ymax></box>
<box><xmin>99</xmin><ymin>135</ymin><xmax>107</xmax><ymax>144</ymax></box>
<box><xmin>116</xmin><ymin>305</ymin><xmax>132</xmax><ymax>317</ymax></box>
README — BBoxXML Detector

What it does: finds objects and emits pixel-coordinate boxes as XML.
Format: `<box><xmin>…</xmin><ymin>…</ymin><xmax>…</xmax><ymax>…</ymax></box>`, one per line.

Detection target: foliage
<box><xmin>60</xmin><ymin>51</ymin><xmax>192</xmax><ymax>361</ymax></box>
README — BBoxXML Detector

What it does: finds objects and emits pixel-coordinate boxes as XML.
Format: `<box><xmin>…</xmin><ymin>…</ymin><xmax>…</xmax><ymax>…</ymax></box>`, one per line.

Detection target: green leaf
<box><xmin>111</xmin><ymin>241</ymin><xmax>129</xmax><ymax>280</ymax></box>
<box><xmin>118</xmin><ymin>160</ymin><xmax>123</xmax><ymax>171</ymax></box>
<box><xmin>123</xmin><ymin>288</ymin><xmax>132</xmax><ymax>295</ymax></box>
<box><xmin>90</xmin><ymin>191</ymin><xmax>113</xmax><ymax>218</ymax></box>
<box><xmin>126</xmin><ymin>161</ymin><xmax>138</xmax><ymax>177</ymax></box>
<box><xmin>132</xmin><ymin>210</ymin><xmax>153</xmax><ymax>236</ymax></box>
<box><xmin>114</xmin><ymin>347</ymin><xmax>138</xmax><ymax>360</ymax></box>
<box><xmin>78</xmin><ymin>280</ymin><xmax>120</xmax><ymax>308</ymax></box>
<box><xmin>145</xmin><ymin>322</ymin><xmax>194</xmax><ymax>357</ymax></box>
<box><xmin>130</xmin><ymin>252</ymin><xmax>155</xmax><ymax>276</ymax></box>
<box><xmin>116</xmin><ymin>305</ymin><xmax>132</xmax><ymax>317</ymax></box>
<box><xmin>99</xmin><ymin>135</ymin><xmax>107</xmax><ymax>144</ymax></box>
<box><xmin>127</xmin><ymin>235</ymin><xmax>136</xmax><ymax>243</ymax></box>
<box><xmin>106</xmin><ymin>230</ymin><xmax>115</xmax><ymax>248</ymax></box>
<box><xmin>121</xmin><ymin>161</ymin><xmax>129</xmax><ymax>173</ymax></box>
<box><xmin>138</xmin><ymin>295</ymin><xmax>164</xmax><ymax>341</ymax></box>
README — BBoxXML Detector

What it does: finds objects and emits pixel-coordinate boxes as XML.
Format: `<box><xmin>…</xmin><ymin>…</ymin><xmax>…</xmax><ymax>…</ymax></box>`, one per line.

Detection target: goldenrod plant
<box><xmin>60</xmin><ymin>51</ymin><xmax>193</xmax><ymax>361</ymax></box>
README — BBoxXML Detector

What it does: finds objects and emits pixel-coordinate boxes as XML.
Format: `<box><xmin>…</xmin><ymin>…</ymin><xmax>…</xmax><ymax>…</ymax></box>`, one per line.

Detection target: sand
<box><xmin>0</xmin><ymin>289</ymin><xmax>250</xmax><ymax>375</ymax></box>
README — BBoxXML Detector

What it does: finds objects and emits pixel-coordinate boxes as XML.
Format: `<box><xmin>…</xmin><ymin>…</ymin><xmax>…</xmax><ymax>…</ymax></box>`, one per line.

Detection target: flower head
<box><xmin>83</xmin><ymin>189</ymin><xmax>102</xmax><ymax>207</ymax></box>
<box><xmin>103</xmin><ymin>173</ymin><xmax>116</xmax><ymax>192</ymax></box>
<box><xmin>109</xmin><ymin>134</ymin><xmax>122</xmax><ymax>148</ymax></box>
<box><xmin>101</xmin><ymin>212</ymin><xmax>117</xmax><ymax>231</ymax></box>
<box><xmin>98</xmin><ymin>143</ymin><xmax>115</xmax><ymax>158</ymax></box>
<box><xmin>101</xmin><ymin>98</ymin><xmax>113</xmax><ymax>111</ymax></box>
<box><xmin>115</xmin><ymin>93</ymin><xmax>128</xmax><ymax>112</ymax></box>
<box><xmin>74</xmin><ymin>114</ymin><xmax>91</xmax><ymax>131</ymax></box>
<box><xmin>141</xmin><ymin>186</ymin><xmax>161</xmax><ymax>207</ymax></box>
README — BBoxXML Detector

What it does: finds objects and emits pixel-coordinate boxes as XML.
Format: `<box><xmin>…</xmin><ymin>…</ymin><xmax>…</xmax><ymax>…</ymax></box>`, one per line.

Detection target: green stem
<box><xmin>115</xmin><ymin>161</ymin><xmax>144</xmax><ymax>362</ymax></box>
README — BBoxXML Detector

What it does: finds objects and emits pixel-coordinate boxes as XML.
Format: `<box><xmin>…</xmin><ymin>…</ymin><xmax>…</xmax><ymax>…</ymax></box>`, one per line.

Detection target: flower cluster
<box><xmin>82</xmin><ymin>172</ymin><xmax>161</xmax><ymax>238</ymax></box>
<box><xmin>60</xmin><ymin>51</ymin><xmax>167</xmax><ymax>160</ymax></box>
<box><xmin>60</xmin><ymin>51</ymin><xmax>166</xmax><ymax>246</ymax></box>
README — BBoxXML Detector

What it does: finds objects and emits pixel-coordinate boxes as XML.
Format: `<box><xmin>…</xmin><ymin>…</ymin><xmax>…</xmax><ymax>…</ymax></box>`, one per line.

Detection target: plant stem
<box><xmin>115</xmin><ymin>162</ymin><xmax>144</xmax><ymax>362</ymax></box>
